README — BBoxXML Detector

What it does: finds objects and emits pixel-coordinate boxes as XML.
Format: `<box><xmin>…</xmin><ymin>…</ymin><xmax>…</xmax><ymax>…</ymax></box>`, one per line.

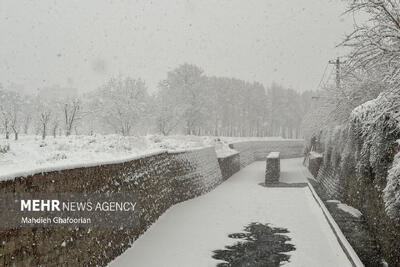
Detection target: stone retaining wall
<box><xmin>265</xmin><ymin>152</ymin><xmax>280</xmax><ymax>184</ymax></box>
<box><xmin>312</xmin><ymin>119</ymin><xmax>400</xmax><ymax>265</ymax></box>
<box><xmin>315</xmin><ymin>161</ymin><xmax>400</xmax><ymax>265</ymax></box>
<box><xmin>229</xmin><ymin>140</ymin><xmax>304</xmax><ymax>167</ymax></box>
<box><xmin>0</xmin><ymin>139</ymin><xmax>303</xmax><ymax>267</ymax></box>
<box><xmin>217</xmin><ymin>153</ymin><xmax>240</xmax><ymax>181</ymax></box>
<box><xmin>0</xmin><ymin>147</ymin><xmax>223</xmax><ymax>267</ymax></box>
<box><xmin>308</xmin><ymin>152</ymin><xmax>323</xmax><ymax>178</ymax></box>
<box><xmin>315</xmin><ymin>164</ymin><xmax>346</xmax><ymax>201</ymax></box>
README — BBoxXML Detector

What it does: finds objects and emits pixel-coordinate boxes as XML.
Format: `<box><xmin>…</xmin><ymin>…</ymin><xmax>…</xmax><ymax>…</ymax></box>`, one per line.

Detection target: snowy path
<box><xmin>109</xmin><ymin>158</ymin><xmax>352</xmax><ymax>267</ymax></box>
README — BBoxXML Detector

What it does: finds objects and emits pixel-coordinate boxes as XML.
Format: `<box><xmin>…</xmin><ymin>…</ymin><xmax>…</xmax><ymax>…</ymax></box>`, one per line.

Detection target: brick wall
<box><xmin>0</xmin><ymin>147</ymin><xmax>223</xmax><ymax>267</ymax></box>
<box><xmin>168</xmin><ymin>147</ymin><xmax>223</xmax><ymax>201</ymax></box>
<box><xmin>308</xmin><ymin>152</ymin><xmax>323</xmax><ymax>178</ymax></box>
<box><xmin>315</xmin><ymin>164</ymin><xmax>346</xmax><ymax>200</ymax></box>
<box><xmin>217</xmin><ymin>153</ymin><xmax>240</xmax><ymax>181</ymax></box>
<box><xmin>229</xmin><ymin>140</ymin><xmax>304</xmax><ymax>167</ymax></box>
<box><xmin>0</xmin><ymin>140</ymin><xmax>303</xmax><ymax>267</ymax></box>
<box><xmin>315</xmin><ymin>160</ymin><xmax>400</xmax><ymax>265</ymax></box>
<box><xmin>313</xmin><ymin>119</ymin><xmax>400</xmax><ymax>265</ymax></box>
<box><xmin>265</xmin><ymin>152</ymin><xmax>280</xmax><ymax>184</ymax></box>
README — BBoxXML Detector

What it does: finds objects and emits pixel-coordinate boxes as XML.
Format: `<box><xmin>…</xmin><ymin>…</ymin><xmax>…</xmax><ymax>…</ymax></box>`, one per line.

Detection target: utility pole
<box><xmin>328</xmin><ymin>57</ymin><xmax>346</xmax><ymax>89</ymax></box>
<box><xmin>312</xmin><ymin>57</ymin><xmax>347</xmax><ymax>101</ymax></box>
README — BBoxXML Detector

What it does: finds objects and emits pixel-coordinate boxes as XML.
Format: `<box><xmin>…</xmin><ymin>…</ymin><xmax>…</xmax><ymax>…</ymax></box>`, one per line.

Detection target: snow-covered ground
<box><xmin>108</xmin><ymin>158</ymin><xmax>353</xmax><ymax>267</ymax></box>
<box><xmin>337</xmin><ymin>203</ymin><xmax>363</xmax><ymax>218</ymax></box>
<box><xmin>0</xmin><ymin>134</ymin><xmax>291</xmax><ymax>180</ymax></box>
<box><xmin>0</xmin><ymin>134</ymin><xmax>245</xmax><ymax>180</ymax></box>
<box><xmin>327</xmin><ymin>200</ymin><xmax>363</xmax><ymax>218</ymax></box>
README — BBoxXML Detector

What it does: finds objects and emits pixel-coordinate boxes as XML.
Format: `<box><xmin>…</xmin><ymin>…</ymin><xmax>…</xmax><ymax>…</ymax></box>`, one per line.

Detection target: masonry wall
<box><xmin>229</xmin><ymin>140</ymin><xmax>304</xmax><ymax>167</ymax></box>
<box><xmin>0</xmin><ymin>140</ymin><xmax>303</xmax><ymax>267</ymax></box>
<box><xmin>308</xmin><ymin>152</ymin><xmax>323</xmax><ymax>178</ymax></box>
<box><xmin>315</xmin><ymin>164</ymin><xmax>346</xmax><ymax>200</ymax></box>
<box><xmin>314</xmin><ymin>156</ymin><xmax>400</xmax><ymax>266</ymax></box>
<box><xmin>311</xmin><ymin>119</ymin><xmax>400</xmax><ymax>266</ymax></box>
<box><xmin>0</xmin><ymin>147</ymin><xmax>223</xmax><ymax>267</ymax></box>
<box><xmin>217</xmin><ymin>153</ymin><xmax>240</xmax><ymax>181</ymax></box>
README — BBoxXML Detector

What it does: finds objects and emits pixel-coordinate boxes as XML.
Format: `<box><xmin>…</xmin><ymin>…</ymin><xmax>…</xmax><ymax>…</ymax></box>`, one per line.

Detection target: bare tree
<box><xmin>337</xmin><ymin>0</ymin><xmax>400</xmax><ymax>123</ymax></box>
<box><xmin>63</xmin><ymin>99</ymin><xmax>81</xmax><ymax>136</ymax></box>
<box><xmin>10</xmin><ymin>106</ymin><xmax>19</xmax><ymax>140</ymax></box>
<box><xmin>0</xmin><ymin>90</ymin><xmax>22</xmax><ymax>140</ymax></box>
<box><xmin>52</xmin><ymin>120</ymin><xmax>59</xmax><ymax>138</ymax></box>
<box><xmin>342</xmin><ymin>0</ymin><xmax>400</xmax><ymax>89</ymax></box>
<box><xmin>0</xmin><ymin>108</ymin><xmax>10</xmax><ymax>139</ymax></box>
<box><xmin>39</xmin><ymin>110</ymin><xmax>51</xmax><ymax>140</ymax></box>
<box><xmin>23</xmin><ymin>114</ymin><xmax>32</xmax><ymax>134</ymax></box>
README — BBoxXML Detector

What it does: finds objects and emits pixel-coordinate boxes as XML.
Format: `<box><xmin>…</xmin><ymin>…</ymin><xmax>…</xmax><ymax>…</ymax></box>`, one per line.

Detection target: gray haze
<box><xmin>0</xmin><ymin>0</ymin><xmax>352</xmax><ymax>94</ymax></box>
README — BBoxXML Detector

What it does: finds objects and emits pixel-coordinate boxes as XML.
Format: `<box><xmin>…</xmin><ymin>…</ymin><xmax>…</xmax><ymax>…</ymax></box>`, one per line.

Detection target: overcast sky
<box><xmin>0</xmin><ymin>0</ymin><xmax>353</xmax><ymax>94</ymax></box>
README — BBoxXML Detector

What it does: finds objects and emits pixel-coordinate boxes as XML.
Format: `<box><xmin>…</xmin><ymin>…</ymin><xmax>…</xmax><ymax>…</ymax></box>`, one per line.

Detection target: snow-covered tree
<box><xmin>89</xmin><ymin>76</ymin><xmax>149</xmax><ymax>136</ymax></box>
<box><xmin>343</xmin><ymin>0</ymin><xmax>400</xmax><ymax>89</ymax></box>
<box><xmin>63</xmin><ymin>98</ymin><xmax>81</xmax><ymax>136</ymax></box>
<box><xmin>154</xmin><ymin>80</ymin><xmax>184</xmax><ymax>135</ymax></box>
<box><xmin>158</xmin><ymin>63</ymin><xmax>207</xmax><ymax>135</ymax></box>
<box><xmin>0</xmin><ymin>90</ymin><xmax>23</xmax><ymax>140</ymax></box>
<box><xmin>39</xmin><ymin>110</ymin><xmax>51</xmax><ymax>140</ymax></box>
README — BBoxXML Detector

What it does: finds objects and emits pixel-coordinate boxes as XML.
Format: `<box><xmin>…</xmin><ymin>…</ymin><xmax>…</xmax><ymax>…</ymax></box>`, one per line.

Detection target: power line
<box><xmin>315</xmin><ymin>63</ymin><xmax>329</xmax><ymax>91</ymax></box>
<box><xmin>321</xmin><ymin>65</ymin><xmax>335</xmax><ymax>89</ymax></box>
<box><xmin>312</xmin><ymin>66</ymin><xmax>335</xmax><ymax>100</ymax></box>
<box><xmin>328</xmin><ymin>57</ymin><xmax>346</xmax><ymax>89</ymax></box>
<box><xmin>312</xmin><ymin>58</ymin><xmax>345</xmax><ymax>100</ymax></box>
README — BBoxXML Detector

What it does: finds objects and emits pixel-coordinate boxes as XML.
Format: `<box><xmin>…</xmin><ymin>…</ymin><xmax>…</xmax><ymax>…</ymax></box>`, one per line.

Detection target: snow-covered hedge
<box><xmin>319</xmin><ymin>92</ymin><xmax>400</xmax><ymax>219</ymax></box>
<box><xmin>384</xmin><ymin>150</ymin><xmax>400</xmax><ymax>218</ymax></box>
<box><xmin>351</xmin><ymin>94</ymin><xmax>400</xmax><ymax>219</ymax></box>
<box><xmin>314</xmin><ymin>92</ymin><xmax>400</xmax><ymax>265</ymax></box>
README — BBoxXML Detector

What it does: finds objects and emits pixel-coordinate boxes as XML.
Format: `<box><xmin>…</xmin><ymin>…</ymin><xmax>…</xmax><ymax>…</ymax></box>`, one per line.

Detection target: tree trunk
<box><xmin>53</xmin><ymin>126</ymin><xmax>58</xmax><ymax>138</ymax></box>
<box><xmin>13</xmin><ymin>129</ymin><xmax>18</xmax><ymax>140</ymax></box>
<box><xmin>42</xmin><ymin>124</ymin><xmax>46</xmax><ymax>140</ymax></box>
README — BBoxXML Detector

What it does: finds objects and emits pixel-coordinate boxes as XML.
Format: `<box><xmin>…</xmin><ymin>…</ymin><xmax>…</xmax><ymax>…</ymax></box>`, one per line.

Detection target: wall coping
<box><xmin>307</xmin><ymin>182</ymin><xmax>364</xmax><ymax>267</ymax></box>
<box><xmin>0</xmin><ymin>150</ymin><xmax>167</xmax><ymax>181</ymax></box>
<box><xmin>167</xmin><ymin>146</ymin><xmax>215</xmax><ymax>154</ymax></box>
<box><xmin>0</xmin><ymin>146</ymin><xmax>219</xmax><ymax>181</ymax></box>
<box><xmin>217</xmin><ymin>151</ymin><xmax>239</xmax><ymax>159</ymax></box>
<box><xmin>1</xmin><ymin>139</ymin><xmax>305</xmax><ymax>182</ymax></box>
<box><xmin>229</xmin><ymin>139</ymin><xmax>305</xmax><ymax>145</ymax></box>
<box><xmin>310</xmin><ymin>151</ymin><xmax>323</xmax><ymax>159</ymax></box>
<box><xmin>267</xmin><ymin>152</ymin><xmax>280</xmax><ymax>159</ymax></box>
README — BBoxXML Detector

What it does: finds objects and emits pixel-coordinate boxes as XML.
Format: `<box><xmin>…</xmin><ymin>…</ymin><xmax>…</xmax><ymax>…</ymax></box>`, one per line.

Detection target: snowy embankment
<box><xmin>350</xmin><ymin>92</ymin><xmax>400</xmax><ymax>219</ymax></box>
<box><xmin>0</xmin><ymin>134</ymin><xmax>284</xmax><ymax>180</ymax></box>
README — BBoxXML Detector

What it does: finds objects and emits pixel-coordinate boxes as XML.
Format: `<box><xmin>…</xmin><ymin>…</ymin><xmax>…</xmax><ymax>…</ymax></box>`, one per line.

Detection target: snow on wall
<box><xmin>0</xmin><ymin>134</ymin><xmax>237</xmax><ymax>181</ymax></box>
<box><xmin>229</xmin><ymin>139</ymin><xmax>304</xmax><ymax>168</ymax></box>
<box><xmin>313</xmin><ymin>93</ymin><xmax>400</xmax><ymax>266</ymax></box>
<box><xmin>0</xmin><ymin>139</ymin><xmax>305</xmax><ymax>266</ymax></box>
<box><xmin>316</xmin><ymin>164</ymin><xmax>346</xmax><ymax>200</ymax></box>
<box><xmin>0</xmin><ymin>147</ymin><xmax>224</xmax><ymax>267</ymax></box>
<box><xmin>229</xmin><ymin>142</ymin><xmax>255</xmax><ymax>168</ymax></box>
<box><xmin>308</xmin><ymin>152</ymin><xmax>323</xmax><ymax>178</ymax></box>
<box><xmin>217</xmin><ymin>152</ymin><xmax>240</xmax><ymax>181</ymax></box>
<box><xmin>168</xmin><ymin>147</ymin><xmax>223</xmax><ymax>200</ymax></box>
<box><xmin>383</xmin><ymin>150</ymin><xmax>400</xmax><ymax>219</ymax></box>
